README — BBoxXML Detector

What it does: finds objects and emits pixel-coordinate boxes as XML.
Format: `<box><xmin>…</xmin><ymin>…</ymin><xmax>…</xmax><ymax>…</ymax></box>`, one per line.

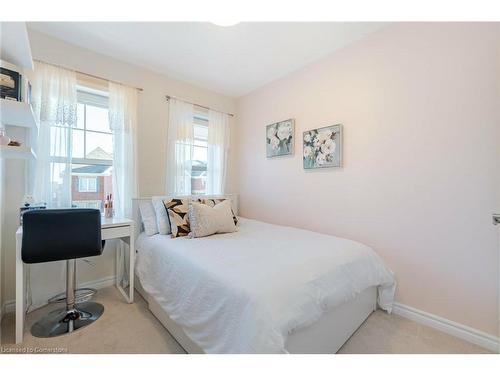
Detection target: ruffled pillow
<box><xmin>197</xmin><ymin>198</ymin><xmax>238</xmax><ymax>225</ymax></box>
<box><xmin>189</xmin><ymin>200</ymin><xmax>237</xmax><ymax>238</ymax></box>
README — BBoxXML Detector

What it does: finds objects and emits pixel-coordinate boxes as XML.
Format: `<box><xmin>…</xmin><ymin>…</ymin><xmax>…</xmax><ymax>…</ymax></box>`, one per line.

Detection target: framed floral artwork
<box><xmin>266</xmin><ymin>119</ymin><xmax>294</xmax><ymax>158</ymax></box>
<box><xmin>303</xmin><ymin>124</ymin><xmax>342</xmax><ymax>169</ymax></box>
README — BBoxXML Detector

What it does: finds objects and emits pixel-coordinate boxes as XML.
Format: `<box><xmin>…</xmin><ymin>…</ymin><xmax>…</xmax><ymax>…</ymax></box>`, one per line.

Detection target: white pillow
<box><xmin>188</xmin><ymin>200</ymin><xmax>237</xmax><ymax>238</ymax></box>
<box><xmin>139</xmin><ymin>200</ymin><xmax>158</xmax><ymax>236</ymax></box>
<box><xmin>152</xmin><ymin>196</ymin><xmax>171</xmax><ymax>235</ymax></box>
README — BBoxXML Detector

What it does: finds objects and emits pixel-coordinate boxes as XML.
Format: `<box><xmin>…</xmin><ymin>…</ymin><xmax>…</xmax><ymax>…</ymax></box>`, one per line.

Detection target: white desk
<box><xmin>15</xmin><ymin>216</ymin><xmax>135</xmax><ymax>344</ymax></box>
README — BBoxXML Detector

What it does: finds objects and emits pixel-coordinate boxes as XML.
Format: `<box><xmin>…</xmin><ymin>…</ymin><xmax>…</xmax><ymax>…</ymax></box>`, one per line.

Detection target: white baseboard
<box><xmin>2</xmin><ymin>300</ymin><xmax>15</xmax><ymax>315</ymax></box>
<box><xmin>0</xmin><ymin>302</ymin><xmax>6</xmax><ymax>323</ymax></box>
<box><xmin>1</xmin><ymin>275</ymin><xmax>116</xmax><ymax>316</ymax></box>
<box><xmin>80</xmin><ymin>275</ymin><xmax>116</xmax><ymax>291</ymax></box>
<box><xmin>393</xmin><ymin>302</ymin><xmax>499</xmax><ymax>353</ymax></box>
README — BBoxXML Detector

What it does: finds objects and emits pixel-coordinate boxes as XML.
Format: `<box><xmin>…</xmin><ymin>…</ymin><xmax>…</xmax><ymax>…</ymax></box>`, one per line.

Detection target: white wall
<box><xmin>1</xmin><ymin>30</ymin><xmax>236</xmax><ymax>309</ymax></box>
<box><xmin>233</xmin><ymin>23</ymin><xmax>500</xmax><ymax>336</ymax></box>
<box><xmin>0</xmin><ymin>158</ymin><xmax>3</xmax><ymax>324</ymax></box>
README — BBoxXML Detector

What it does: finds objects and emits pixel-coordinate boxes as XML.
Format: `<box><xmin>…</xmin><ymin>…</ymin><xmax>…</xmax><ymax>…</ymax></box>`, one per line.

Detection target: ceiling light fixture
<box><xmin>211</xmin><ymin>21</ymin><xmax>240</xmax><ymax>27</ymax></box>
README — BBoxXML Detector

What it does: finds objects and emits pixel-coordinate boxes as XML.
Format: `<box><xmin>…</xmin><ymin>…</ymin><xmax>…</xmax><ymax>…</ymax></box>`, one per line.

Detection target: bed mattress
<box><xmin>135</xmin><ymin>217</ymin><xmax>395</xmax><ymax>353</ymax></box>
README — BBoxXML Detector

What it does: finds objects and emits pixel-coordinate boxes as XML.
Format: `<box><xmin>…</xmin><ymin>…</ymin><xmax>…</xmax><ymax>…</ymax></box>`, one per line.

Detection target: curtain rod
<box><xmin>165</xmin><ymin>95</ymin><xmax>234</xmax><ymax>117</ymax></box>
<box><xmin>34</xmin><ymin>59</ymin><xmax>144</xmax><ymax>92</ymax></box>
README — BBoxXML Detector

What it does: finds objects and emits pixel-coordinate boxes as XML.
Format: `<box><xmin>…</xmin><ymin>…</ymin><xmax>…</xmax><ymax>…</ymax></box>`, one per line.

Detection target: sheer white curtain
<box><xmin>166</xmin><ymin>98</ymin><xmax>194</xmax><ymax>195</ymax></box>
<box><xmin>31</xmin><ymin>61</ymin><xmax>77</xmax><ymax>207</ymax></box>
<box><xmin>29</xmin><ymin>62</ymin><xmax>77</xmax><ymax>310</ymax></box>
<box><xmin>108</xmin><ymin>82</ymin><xmax>138</xmax><ymax>218</ymax></box>
<box><xmin>108</xmin><ymin>82</ymin><xmax>138</xmax><ymax>287</ymax></box>
<box><xmin>206</xmin><ymin>110</ymin><xmax>230</xmax><ymax>194</ymax></box>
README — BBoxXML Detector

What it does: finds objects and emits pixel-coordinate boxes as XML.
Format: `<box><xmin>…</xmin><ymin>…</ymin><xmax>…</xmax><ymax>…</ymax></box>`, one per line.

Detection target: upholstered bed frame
<box><xmin>131</xmin><ymin>196</ymin><xmax>377</xmax><ymax>354</ymax></box>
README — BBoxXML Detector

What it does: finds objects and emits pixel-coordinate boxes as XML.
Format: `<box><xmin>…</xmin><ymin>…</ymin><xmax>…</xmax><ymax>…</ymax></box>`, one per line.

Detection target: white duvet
<box><xmin>136</xmin><ymin>218</ymin><xmax>395</xmax><ymax>353</ymax></box>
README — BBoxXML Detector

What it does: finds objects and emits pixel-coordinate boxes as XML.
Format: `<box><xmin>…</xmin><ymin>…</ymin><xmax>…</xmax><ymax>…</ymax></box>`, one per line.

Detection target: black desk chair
<box><xmin>22</xmin><ymin>209</ymin><xmax>105</xmax><ymax>338</ymax></box>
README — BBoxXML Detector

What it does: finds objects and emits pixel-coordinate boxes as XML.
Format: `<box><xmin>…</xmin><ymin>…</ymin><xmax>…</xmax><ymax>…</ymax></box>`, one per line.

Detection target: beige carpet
<box><xmin>0</xmin><ymin>286</ymin><xmax>491</xmax><ymax>354</ymax></box>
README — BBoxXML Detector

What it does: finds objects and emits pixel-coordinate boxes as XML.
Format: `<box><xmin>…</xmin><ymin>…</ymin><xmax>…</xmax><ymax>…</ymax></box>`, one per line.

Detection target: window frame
<box><xmin>49</xmin><ymin>88</ymin><xmax>113</xmax><ymax>167</ymax></box>
<box><xmin>73</xmin><ymin>89</ymin><xmax>113</xmax><ymax>167</ymax></box>
<box><xmin>191</xmin><ymin>113</ymin><xmax>209</xmax><ymax>194</ymax></box>
<box><xmin>48</xmin><ymin>85</ymin><xmax>114</xmax><ymax>211</ymax></box>
<box><xmin>193</xmin><ymin>117</ymin><xmax>209</xmax><ymax>155</ymax></box>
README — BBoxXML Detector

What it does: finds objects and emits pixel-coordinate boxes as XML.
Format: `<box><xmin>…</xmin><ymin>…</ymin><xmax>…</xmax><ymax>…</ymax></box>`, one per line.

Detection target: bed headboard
<box><xmin>131</xmin><ymin>194</ymin><xmax>239</xmax><ymax>239</ymax></box>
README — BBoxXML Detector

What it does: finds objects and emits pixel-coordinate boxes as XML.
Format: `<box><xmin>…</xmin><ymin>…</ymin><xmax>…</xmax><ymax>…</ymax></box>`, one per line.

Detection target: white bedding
<box><xmin>136</xmin><ymin>218</ymin><xmax>396</xmax><ymax>353</ymax></box>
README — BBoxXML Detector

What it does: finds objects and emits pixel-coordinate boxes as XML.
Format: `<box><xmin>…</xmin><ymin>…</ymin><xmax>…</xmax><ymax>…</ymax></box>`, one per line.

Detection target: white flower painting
<box><xmin>303</xmin><ymin>124</ymin><xmax>342</xmax><ymax>169</ymax></box>
<box><xmin>266</xmin><ymin>119</ymin><xmax>294</xmax><ymax>157</ymax></box>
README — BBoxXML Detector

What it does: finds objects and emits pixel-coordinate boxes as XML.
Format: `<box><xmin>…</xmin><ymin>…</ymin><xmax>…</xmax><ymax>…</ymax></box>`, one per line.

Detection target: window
<box><xmin>73</xmin><ymin>91</ymin><xmax>113</xmax><ymax>160</ymax></box>
<box><xmin>191</xmin><ymin>114</ymin><xmax>208</xmax><ymax>194</ymax></box>
<box><xmin>71</xmin><ymin>88</ymin><xmax>113</xmax><ymax>211</ymax></box>
<box><xmin>77</xmin><ymin>176</ymin><xmax>98</xmax><ymax>192</ymax></box>
<box><xmin>48</xmin><ymin>86</ymin><xmax>113</xmax><ymax>211</ymax></box>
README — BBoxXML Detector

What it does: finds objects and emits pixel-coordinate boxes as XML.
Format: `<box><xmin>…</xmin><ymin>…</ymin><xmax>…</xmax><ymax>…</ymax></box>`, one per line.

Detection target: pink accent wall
<box><xmin>233</xmin><ymin>23</ymin><xmax>500</xmax><ymax>335</ymax></box>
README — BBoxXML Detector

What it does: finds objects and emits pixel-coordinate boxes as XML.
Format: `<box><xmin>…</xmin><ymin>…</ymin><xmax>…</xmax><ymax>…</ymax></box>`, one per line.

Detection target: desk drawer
<box><xmin>102</xmin><ymin>225</ymin><xmax>131</xmax><ymax>240</ymax></box>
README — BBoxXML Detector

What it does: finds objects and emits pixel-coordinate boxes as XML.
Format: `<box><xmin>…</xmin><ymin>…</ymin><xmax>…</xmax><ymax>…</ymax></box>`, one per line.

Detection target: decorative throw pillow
<box><xmin>189</xmin><ymin>200</ymin><xmax>237</xmax><ymax>238</ymax></box>
<box><xmin>139</xmin><ymin>200</ymin><xmax>159</xmax><ymax>236</ymax></box>
<box><xmin>198</xmin><ymin>198</ymin><xmax>238</xmax><ymax>225</ymax></box>
<box><xmin>163</xmin><ymin>198</ymin><xmax>191</xmax><ymax>238</ymax></box>
<box><xmin>152</xmin><ymin>196</ymin><xmax>171</xmax><ymax>235</ymax></box>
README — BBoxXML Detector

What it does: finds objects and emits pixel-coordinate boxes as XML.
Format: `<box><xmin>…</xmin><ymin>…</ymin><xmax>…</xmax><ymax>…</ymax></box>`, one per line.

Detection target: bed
<box><xmin>132</xmin><ymin>196</ymin><xmax>395</xmax><ymax>354</ymax></box>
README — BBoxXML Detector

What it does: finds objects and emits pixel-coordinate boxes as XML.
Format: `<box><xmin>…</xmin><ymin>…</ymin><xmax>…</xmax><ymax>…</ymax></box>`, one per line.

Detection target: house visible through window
<box><xmin>191</xmin><ymin>113</ymin><xmax>208</xmax><ymax>194</ymax></box>
<box><xmin>70</xmin><ymin>87</ymin><xmax>113</xmax><ymax>211</ymax></box>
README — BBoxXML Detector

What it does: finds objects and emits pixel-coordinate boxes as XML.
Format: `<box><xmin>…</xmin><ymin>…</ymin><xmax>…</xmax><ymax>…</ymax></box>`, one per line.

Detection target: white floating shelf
<box><xmin>0</xmin><ymin>22</ymin><xmax>34</xmax><ymax>70</ymax></box>
<box><xmin>0</xmin><ymin>144</ymin><xmax>36</xmax><ymax>160</ymax></box>
<box><xmin>0</xmin><ymin>99</ymin><xmax>38</xmax><ymax>129</ymax></box>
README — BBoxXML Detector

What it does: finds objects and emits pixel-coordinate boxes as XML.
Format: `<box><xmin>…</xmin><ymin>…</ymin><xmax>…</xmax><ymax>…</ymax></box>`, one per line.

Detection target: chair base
<box><xmin>30</xmin><ymin>302</ymin><xmax>104</xmax><ymax>338</ymax></box>
<box><xmin>48</xmin><ymin>288</ymin><xmax>97</xmax><ymax>305</ymax></box>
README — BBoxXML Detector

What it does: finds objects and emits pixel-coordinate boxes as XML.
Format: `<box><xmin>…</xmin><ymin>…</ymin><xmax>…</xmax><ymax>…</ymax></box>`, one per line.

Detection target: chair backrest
<box><xmin>22</xmin><ymin>209</ymin><xmax>103</xmax><ymax>264</ymax></box>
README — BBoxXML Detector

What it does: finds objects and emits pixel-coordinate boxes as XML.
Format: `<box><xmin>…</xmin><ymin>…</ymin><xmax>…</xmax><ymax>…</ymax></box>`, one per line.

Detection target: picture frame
<box><xmin>266</xmin><ymin>119</ymin><xmax>295</xmax><ymax>158</ymax></box>
<box><xmin>303</xmin><ymin>124</ymin><xmax>343</xmax><ymax>169</ymax></box>
<box><xmin>0</xmin><ymin>67</ymin><xmax>21</xmax><ymax>101</ymax></box>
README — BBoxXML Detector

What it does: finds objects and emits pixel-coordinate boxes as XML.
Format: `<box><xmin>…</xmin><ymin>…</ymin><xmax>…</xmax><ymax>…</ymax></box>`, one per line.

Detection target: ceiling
<box><xmin>28</xmin><ymin>22</ymin><xmax>387</xmax><ymax>97</ymax></box>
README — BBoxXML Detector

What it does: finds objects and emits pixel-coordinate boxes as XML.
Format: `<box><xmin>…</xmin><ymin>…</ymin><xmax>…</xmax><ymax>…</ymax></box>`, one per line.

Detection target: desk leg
<box><xmin>15</xmin><ymin>231</ymin><xmax>23</xmax><ymax>344</ymax></box>
<box><xmin>115</xmin><ymin>230</ymin><xmax>135</xmax><ymax>304</ymax></box>
<box><xmin>128</xmin><ymin>226</ymin><xmax>135</xmax><ymax>303</ymax></box>
<box><xmin>115</xmin><ymin>240</ymin><xmax>120</xmax><ymax>288</ymax></box>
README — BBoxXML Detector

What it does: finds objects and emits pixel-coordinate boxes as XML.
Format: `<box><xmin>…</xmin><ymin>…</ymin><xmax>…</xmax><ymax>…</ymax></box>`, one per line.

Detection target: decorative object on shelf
<box><xmin>0</xmin><ymin>67</ymin><xmax>21</xmax><ymax>101</ymax></box>
<box><xmin>0</xmin><ymin>128</ymin><xmax>11</xmax><ymax>145</ymax></box>
<box><xmin>104</xmin><ymin>193</ymin><xmax>114</xmax><ymax>218</ymax></box>
<box><xmin>21</xmin><ymin>77</ymin><xmax>32</xmax><ymax>104</ymax></box>
<box><xmin>7</xmin><ymin>140</ymin><xmax>21</xmax><ymax>147</ymax></box>
<box><xmin>22</xmin><ymin>195</ymin><xmax>36</xmax><ymax>206</ymax></box>
<box><xmin>266</xmin><ymin>119</ymin><xmax>294</xmax><ymax>158</ymax></box>
<box><xmin>303</xmin><ymin>124</ymin><xmax>343</xmax><ymax>169</ymax></box>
